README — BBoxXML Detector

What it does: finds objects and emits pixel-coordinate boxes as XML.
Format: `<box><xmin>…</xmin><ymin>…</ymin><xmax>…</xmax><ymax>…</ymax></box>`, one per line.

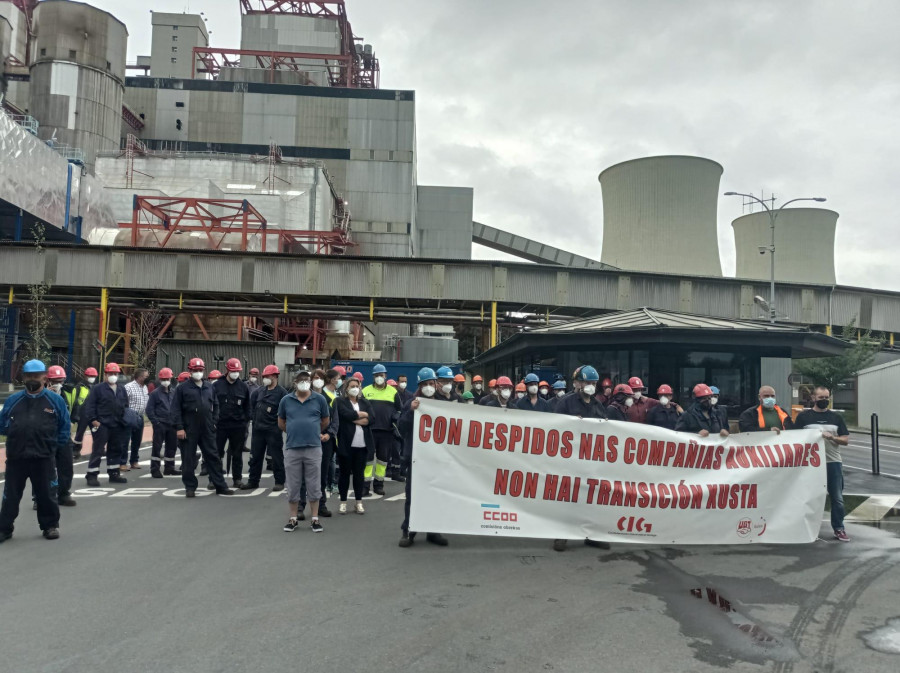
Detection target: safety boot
<box><xmin>163</xmin><ymin>464</ymin><xmax>181</xmax><ymax>475</ymax></box>
<box><xmin>151</xmin><ymin>467</ymin><xmax>163</xmax><ymax>479</ymax></box>
<box><xmin>85</xmin><ymin>474</ymin><xmax>101</xmax><ymax>487</ymax></box>
<box><xmin>399</xmin><ymin>531</ymin><xmax>415</xmax><ymax>548</ymax></box>
<box><xmin>373</xmin><ymin>481</ymin><xmax>385</xmax><ymax>496</ymax></box>
<box><xmin>108</xmin><ymin>470</ymin><xmax>128</xmax><ymax>484</ymax></box>
<box><xmin>58</xmin><ymin>494</ymin><xmax>77</xmax><ymax>507</ymax></box>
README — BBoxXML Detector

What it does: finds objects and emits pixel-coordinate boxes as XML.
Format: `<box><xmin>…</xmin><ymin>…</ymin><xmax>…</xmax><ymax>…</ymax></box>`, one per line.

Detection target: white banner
<box><xmin>410</xmin><ymin>400</ymin><xmax>827</xmax><ymax>545</ymax></box>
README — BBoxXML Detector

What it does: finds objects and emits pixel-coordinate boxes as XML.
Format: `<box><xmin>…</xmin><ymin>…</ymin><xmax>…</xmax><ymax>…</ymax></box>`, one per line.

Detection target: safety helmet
<box><xmin>209</xmin><ymin>370</ymin><xmax>222</xmax><ymax>380</ymax></box>
<box><xmin>515</xmin><ymin>382</ymin><xmax>526</xmax><ymax>392</ymax></box>
<box><xmin>333</xmin><ymin>365</ymin><xmax>347</xmax><ymax>376</ymax></box>
<box><xmin>47</xmin><ymin>365</ymin><xmax>66</xmax><ymax>381</ymax></box>
<box><xmin>572</xmin><ymin>366</ymin><xmax>584</xmax><ymax>380</ymax></box>
<box><xmin>496</xmin><ymin>376</ymin><xmax>513</xmax><ymax>387</ymax></box>
<box><xmin>657</xmin><ymin>384</ymin><xmax>673</xmax><ymax>396</ymax></box>
<box><xmin>628</xmin><ymin>377</ymin><xmax>645</xmax><ymax>390</ymax></box>
<box><xmin>613</xmin><ymin>383</ymin><xmax>634</xmax><ymax>396</ymax></box>
<box><xmin>104</xmin><ymin>362</ymin><xmax>121</xmax><ymax>374</ymax></box>
<box><xmin>249</xmin><ymin>367</ymin><xmax>260</xmax><ymax>376</ymax></box>
<box><xmin>710</xmin><ymin>386</ymin><xmax>720</xmax><ymax>395</ymax></box>
<box><xmin>488</xmin><ymin>379</ymin><xmax>497</xmax><ymax>388</ymax></box>
<box><xmin>454</xmin><ymin>374</ymin><xmax>465</xmax><ymax>383</ymax></box>
<box><xmin>553</xmin><ymin>380</ymin><xmax>566</xmax><ymax>390</ymax></box>
<box><xmin>262</xmin><ymin>365</ymin><xmax>280</xmax><ymax>377</ymax></box>
<box><xmin>188</xmin><ymin>357</ymin><xmax>205</xmax><ymax>371</ymax></box>
<box><xmin>177</xmin><ymin>371</ymin><xmax>189</xmax><ymax>383</ymax></box>
<box><xmin>539</xmin><ymin>380</ymin><xmax>549</xmax><ymax>387</ymax></box>
<box><xmin>387</xmin><ymin>379</ymin><xmax>397</xmax><ymax>387</ymax></box>
<box><xmin>417</xmin><ymin>367</ymin><xmax>437</xmax><ymax>384</ymax></box>
<box><xmin>159</xmin><ymin>367</ymin><xmax>174</xmax><ymax>379</ymax></box>
<box><xmin>576</xmin><ymin>365</ymin><xmax>600</xmax><ymax>382</ymax></box>
<box><xmin>524</xmin><ymin>373</ymin><xmax>540</xmax><ymax>384</ymax></box>
<box><xmin>373</xmin><ymin>364</ymin><xmax>387</xmax><ymax>375</ymax></box>
<box><xmin>226</xmin><ymin>358</ymin><xmax>242</xmax><ymax>372</ymax></box>
<box><xmin>473</xmin><ymin>375</ymin><xmax>483</xmax><ymax>383</ymax></box>
<box><xmin>693</xmin><ymin>383</ymin><xmax>714</xmax><ymax>398</ymax></box>
<box><xmin>436</xmin><ymin>366</ymin><xmax>454</xmax><ymax>379</ymax></box>
<box><xmin>462</xmin><ymin>391</ymin><xmax>474</xmax><ymax>400</ymax></box>
<box><xmin>84</xmin><ymin>367</ymin><xmax>98</xmax><ymax>377</ymax></box>
<box><xmin>22</xmin><ymin>360</ymin><xmax>46</xmax><ymax>374</ymax></box>
<box><xmin>352</xmin><ymin>372</ymin><xmax>364</xmax><ymax>382</ymax></box>
<box><xmin>601</xmin><ymin>378</ymin><xmax>613</xmax><ymax>389</ymax></box>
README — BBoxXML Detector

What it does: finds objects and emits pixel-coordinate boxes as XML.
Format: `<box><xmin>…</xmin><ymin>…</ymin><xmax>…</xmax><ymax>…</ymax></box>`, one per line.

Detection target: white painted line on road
<box><xmin>843</xmin><ymin>464</ymin><xmax>900</xmax><ymax>479</ymax></box>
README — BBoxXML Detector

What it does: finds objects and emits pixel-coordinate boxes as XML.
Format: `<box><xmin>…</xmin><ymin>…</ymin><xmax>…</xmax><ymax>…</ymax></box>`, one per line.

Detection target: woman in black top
<box><xmin>334</xmin><ymin>379</ymin><xmax>375</xmax><ymax>514</ymax></box>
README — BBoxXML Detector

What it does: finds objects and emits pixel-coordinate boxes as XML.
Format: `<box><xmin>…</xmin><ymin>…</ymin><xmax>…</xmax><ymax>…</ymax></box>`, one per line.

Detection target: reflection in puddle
<box><xmin>863</xmin><ymin>617</ymin><xmax>900</xmax><ymax>654</ymax></box>
<box><xmin>690</xmin><ymin>587</ymin><xmax>779</xmax><ymax>645</ymax></box>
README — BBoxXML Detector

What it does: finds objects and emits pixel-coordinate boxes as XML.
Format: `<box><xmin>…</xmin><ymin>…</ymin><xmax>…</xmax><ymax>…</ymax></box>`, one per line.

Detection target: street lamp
<box><xmin>724</xmin><ymin>192</ymin><xmax>827</xmax><ymax>324</ymax></box>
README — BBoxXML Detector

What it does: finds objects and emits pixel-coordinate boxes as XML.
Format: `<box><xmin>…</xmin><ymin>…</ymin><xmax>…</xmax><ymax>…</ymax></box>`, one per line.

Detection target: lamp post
<box><xmin>724</xmin><ymin>192</ymin><xmax>827</xmax><ymax>324</ymax></box>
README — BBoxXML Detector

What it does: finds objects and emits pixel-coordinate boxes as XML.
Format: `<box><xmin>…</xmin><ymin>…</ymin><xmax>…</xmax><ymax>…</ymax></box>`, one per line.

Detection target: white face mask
<box><xmin>583</xmin><ymin>384</ymin><xmax>596</xmax><ymax>397</ymax></box>
<box><xmin>516</xmin><ymin>392</ymin><xmax>526</xmax><ymax>399</ymax></box>
<box><xmin>297</xmin><ymin>381</ymin><xmax>311</xmax><ymax>392</ymax></box>
<box><xmin>87</xmin><ymin>377</ymin><xmax>96</xmax><ymax>384</ymax></box>
<box><xmin>624</xmin><ymin>397</ymin><xmax>635</xmax><ymax>408</ymax></box>
<box><xmin>471</xmin><ymin>383</ymin><xmax>479</xmax><ymax>391</ymax></box>
<box><xmin>262</xmin><ymin>377</ymin><xmax>273</xmax><ymax>387</ymax></box>
<box><xmin>527</xmin><ymin>385</ymin><xmax>538</xmax><ymax>395</ymax></box>
<box><xmin>466</xmin><ymin>400</ymin><xmax>474</xmax><ymax>404</ymax></box>
<box><xmin>107</xmin><ymin>375</ymin><xmax>118</xmax><ymax>385</ymax></box>
<box><xmin>711</xmin><ymin>396</ymin><xmax>719</xmax><ymax>406</ymax></box>
<box><xmin>228</xmin><ymin>371</ymin><xmax>240</xmax><ymax>381</ymax></box>
<box><xmin>659</xmin><ymin>396</ymin><xmax>670</xmax><ymax>406</ymax></box>
<box><xmin>161</xmin><ymin>380</ymin><xmax>171</xmax><ymax>388</ymax></box>
<box><xmin>421</xmin><ymin>385</ymin><xmax>435</xmax><ymax>398</ymax></box>
<box><xmin>336</xmin><ymin>379</ymin><xmax>343</xmax><ymax>389</ymax></box>
<box><xmin>500</xmin><ymin>389</ymin><xmax>512</xmax><ymax>400</ymax></box>
<box><xmin>313</xmin><ymin>379</ymin><xmax>324</xmax><ymax>390</ymax></box>
<box><xmin>634</xmin><ymin>391</ymin><xmax>642</xmax><ymax>399</ymax></box>
<box><xmin>50</xmin><ymin>383</ymin><xmax>63</xmax><ymax>393</ymax></box>
<box><xmin>398</xmin><ymin>381</ymin><xmax>407</xmax><ymax>390</ymax></box>
<box><xmin>348</xmin><ymin>387</ymin><xmax>360</xmax><ymax>397</ymax></box>
<box><xmin>375</xmin><ymin>376</ymin><xmax>385</xmax><ymax>386</ymax></box>
<box><xmin>540</xmin><ymin>388</ymin><xmax>548</xmax><ymax>395</ymax></box>
<box><xmin>441</xmin><ymin>383</ymin><xmax>453</xmax><ymax>395</ymax></box>
<box><xmin>557</xmin><ymin>390</ymin><xmax>566</xmax><ymax>398</ymax></box>
<box><xmin>191</xmin><ymin>371</ymin><xmax>203</xmax><ymax>381</ymax></box>
<box><xmin>249</xmin><ymin>377</ymin><xmax>258</xmax><ymax>384</ymax></box>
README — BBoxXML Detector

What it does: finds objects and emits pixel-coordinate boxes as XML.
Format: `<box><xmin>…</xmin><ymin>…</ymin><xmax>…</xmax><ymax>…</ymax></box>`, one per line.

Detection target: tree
<box><xmin>130</xmin><ymin>306</ymin><xmax>167</xmax><ymax>372</ymax></box>
<box><xmin>25</xmin><ymin>222</ymin><xmax>52</xmax><ymax>363</ymax></box>
<box><xmin>794</xmin><ymin>320</ymin><xmax>881</xmax><ymax>393</ymax></box>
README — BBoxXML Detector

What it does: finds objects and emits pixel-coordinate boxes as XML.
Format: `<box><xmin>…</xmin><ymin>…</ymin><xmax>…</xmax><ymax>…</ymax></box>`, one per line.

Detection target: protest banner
<box><xmin>409</xmin><ymin>400</ymin><xmax>827</xmax><ymax>544</ymax></box>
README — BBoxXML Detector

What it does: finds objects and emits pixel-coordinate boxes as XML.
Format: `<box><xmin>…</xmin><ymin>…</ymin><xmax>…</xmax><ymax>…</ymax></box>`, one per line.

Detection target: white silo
<box><xmin>732</xmin><ymin>208</ymin><xmax>838</xmax><ymax>285</ymax></box>
<box><xmin>599</xmin><ymin>155</ymin><xmax>724</xmax><ymax>276</ymax></box>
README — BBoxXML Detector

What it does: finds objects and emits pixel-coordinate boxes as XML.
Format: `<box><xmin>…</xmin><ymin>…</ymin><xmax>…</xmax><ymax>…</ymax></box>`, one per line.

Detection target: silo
<box><xmin>599</xmin><ymin>156</ymin><xmax>724</xmax><ymax>276</ymax></box>
<box><xmin>29</xmin><ymin>1</ymin><xmax>127</xmax><ymax>170</ymax></box>
<box><xmin>732</xmin><ymin>208</ymin><xmax>838</xmax><ymax>285</ymax></box>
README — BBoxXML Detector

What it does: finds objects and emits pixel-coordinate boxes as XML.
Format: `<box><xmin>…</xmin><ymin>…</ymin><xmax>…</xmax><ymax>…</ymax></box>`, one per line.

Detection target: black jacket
<box><xmin>212</xmin><ymin>378</ymin><xmax>251</xmax><ymax>428</ymax></box>
<box><xmin>738</xmin><ymin>405</ymin><xmax>794</xmax><ymax>433</ymax></box>
<box><xmin>646</xmin><ymin>403</ymin><xmax>680</xmax><ymax>430</ymax></box>
<box><xmin>83</xmin><ymin>382</ymin><xmax>128</xmax><ymax>428</ymax></box>
<box><xmin>605</xmin><ymin>401</ymin><xmax>630</xmax><ymax>422</ymax></box>
<box><xmin>398</xmin><ymin>392</ymin><xmax>457</xmax><ymax>464</ymax></box>
<box><xmin>675</xmin><ymin>402</ymin><xmax>725</xmax><ymax>434</ymax></box>
<box><xmin>0</xmin><ymin>390</ymin><xmax>71</xmax><ymax>460</ymax></box>
<box><xmin>515</xmin><ymin>395</ymin><xmax>552</xmax><ymax>413</ymax></box>
<box><xmin>250</xmin><ymin>384</ymin><xmax>288</xmax><ymax>431</ymax></box>
<box><xmin>556</xmin><ymin>393</ymin><xmax>608</xmax><ymax>419</ymax></box>
<box><xmin>172</xmin><ymin>381</ymin><xmax>218</xmax><ymax>432</ymax></box>
<box><xmin>334</xmin><ymin>395</ymin><xmax>375</xmax><ymax>458</ymax></box>
<box><xmin>146</xmin><ymin>385</ymin><xmax>176</xmax><ymax>426</ymax></box>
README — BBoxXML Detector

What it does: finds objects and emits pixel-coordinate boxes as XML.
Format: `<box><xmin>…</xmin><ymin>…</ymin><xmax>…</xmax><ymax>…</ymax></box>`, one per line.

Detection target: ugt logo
<box><xmin>617</xmin><ymin>516</ymin><xmax>652</xmax><ymax>533</ymax></box>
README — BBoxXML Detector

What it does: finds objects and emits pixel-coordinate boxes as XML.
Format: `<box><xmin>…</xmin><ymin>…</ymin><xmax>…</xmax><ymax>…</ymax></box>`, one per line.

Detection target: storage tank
<box><xmin>599</xmin><ymin>156</ymin><xmax>724</xmax><ymax>276</ymax></box>
<box><xmin>29</xmin><ymin>1</ymin><xmax>127</xmax><ymax>170</ymax></box>
<box><xmin>732</xmin><ymin>208</ymin><xmax>838</xmax><ymax>285</ymax></box>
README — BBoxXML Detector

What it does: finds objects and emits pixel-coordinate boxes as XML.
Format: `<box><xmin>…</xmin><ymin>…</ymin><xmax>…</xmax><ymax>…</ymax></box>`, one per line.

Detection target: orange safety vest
<box><xmin>757</xmin><ymin>404</ymin><xmax>789</xmax><ymax>430</ymax></box>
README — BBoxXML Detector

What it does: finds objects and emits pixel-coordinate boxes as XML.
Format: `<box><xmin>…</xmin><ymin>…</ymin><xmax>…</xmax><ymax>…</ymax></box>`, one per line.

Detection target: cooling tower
<box><xmin>732</xmin><ymin>208</ymin><xmax>838</xmax><ymax>285</ymax></box>
<box><xmin>599</xmin><ymin>156</ymin><xmax>724</xmax><ymax>276</ymax></box>
<box><xmin>29</xmin><ymin>1</ymin><xmax>128</xmax><ymax>170</ymax></box>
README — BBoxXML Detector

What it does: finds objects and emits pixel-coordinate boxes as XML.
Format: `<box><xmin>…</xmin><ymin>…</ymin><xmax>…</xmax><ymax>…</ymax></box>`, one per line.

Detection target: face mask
<box><xmin>399</xmin><ymin>382</ymin><xmax>407</xmax><ymax>390</ymax></box>
<box><xmin>634</xmin><ymin>391</ymin><xmax>642</xmax><ymax>400</ymax></box>
<box><xmin>491</xmin><ymin>389</ymin><xmax>498</xmax><ymax>397</ymax></box>
<box><xmin>659</xmin><ymin>396</ymin><xmax>670</xmax><ymax>406</ymax></box>
<box><xmin>442</xmin><ymin>383</ymin><xmax>453</xmax><ymax>395</ymax></box>
<box><xmin>583</xmin><ymin>385</ymin><xmax>596</xmax><ymax>397</ymax></box>
<box><xmin>466</xmin><ymin>400</ymin><xmax>474</xmax><ymax>405</ymax></box>
<box><xmin>700</xmin><ymin>399</ymin><xmax>712</xmax><ymax>410</ymax></box>
<box><xmin>474</xmin><ymin>384</ymin><xmax>482</xmax><ymax>391</ymax></box>
<box><xmin>161</xmin><ymin>380</ymin><xmax>171</xmax><ymax>388</ymax></box>
<box><xmin>421</xmin><ymin>385</ymin><xmax>435</xmax><ymax>398</ymax></box>
<box><xmin>761</xmin><ymin>397</ymin><xmax>776</xmax><ymax>409</ymax></box>
<box><xmin>313</xmin><ymin>379</ymin><xmax>324</xmax><ymax>390</ymax></box>
<box><xmin>297</xmin><ymin>381</ymin><xmax>311</xmax><ymax>392</ymax></box>
<box><xmin>710</xmin><ymin>396</ymin><xmax>719</xmax><ymax>406</ymax></box>
<box><xmin>348</xmin><ymin>387</ymin><xmax>360</xmax><ymax>397</ymax></box>
<box><xmin>500</xmin><ymin>389</ymin><xmax>512</xmax><ymax>400</ymax></box>
<box><xmin>262</xmin><ymin>377</ymin><xmax>272</xmax><ymax>387</ymax></box>
<box><xmin>557</xmin><ymin>390</ymin><xmax>566</xmax><ymax>398</ymax></box>
<box><xmin>336</xmin><ymin>379</ymin><xmax>343</xmax><ymax>389</ymax></box>
<box><xmin>815</xmin><ymin>399</ymin><xmax>830</xmax><ymax>409</ymax></box>
<box><xmin>540</xmin><ymin>388</ymin><xmax>548</xmax><ymax>395</ymax></box>
<box><xmin>25</xmin><ymin>380</ymin><xmax>43</xmax><ymax>393</ymax></box>
<box><xmin>249</xmin><ymin>377</ymin><xmax>258</xmax><ymax>384</ymax></box>
<box><xmin>624</xmin><ymin>397</ymin><xmax>634</xmax><ymax>408</ymax></box>
<box><xmin>50</xmin><ymin>383</ymin><xmax>63</xmax><ymax>393</ymax></box>
<box><xmin>228</xmin><ymin>372</ymin><xmax>240</xmax><ymax>381</ymax></box>
<box><xmin>375</xmin><ymin>376</ymin><xmax>385</xmax><ymax>386</ymax></box>
<box><xmin>87</xmin><ymin>377</ymin><xmax>96</xmax><ymax>384</ymax></box>
<box><xmin>107</xmin><ymin>375</ymin><xmax>118</xmax><ymax>385</ymax></box>
<box><xmin>527</xmin><ymin>385</ymin><xmax>538</xmax><ymax>395</ymax></box>
<box><xmin>515</xmin><ymin>392</ymin><xmax>525</xmax><ymax>399</ymax></box>
<box><xmin>191</xmin><ymin>371</ymin><xmax>203</xmax><ymax>381</ymax></box>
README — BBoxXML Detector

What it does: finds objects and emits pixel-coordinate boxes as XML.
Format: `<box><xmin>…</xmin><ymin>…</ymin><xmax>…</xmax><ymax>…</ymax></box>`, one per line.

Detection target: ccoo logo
<box><xmin>617</xmin><ymin>516</ymin><xmax>652</xmax><ymax>533</ymax></box>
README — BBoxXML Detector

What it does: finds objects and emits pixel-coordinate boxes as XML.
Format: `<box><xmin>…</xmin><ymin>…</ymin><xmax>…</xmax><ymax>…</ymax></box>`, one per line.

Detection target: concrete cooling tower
<box><xmin>599</xmin><ymin>156</ymin><xmax>724</xmax><ymax>277</ymax></box>
<box><xmin>732</xmin><ymin>208</ymin><xmax>838</xmax><ymax>285</ymax></box>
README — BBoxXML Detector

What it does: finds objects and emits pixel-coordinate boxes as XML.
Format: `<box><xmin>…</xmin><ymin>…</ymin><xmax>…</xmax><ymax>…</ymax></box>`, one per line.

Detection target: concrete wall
<box><xmin>0</xmin><ymin>2</ymin><xmax>27</xmax><ymax>64</ymax></box>
<box><xmin>857</xmin><ymin>360</ymin><xmax>900</xmax><ymax>432</ymax></box>
<box><xmin>416</xmin><ymin>185</ymin><xmax>473</xmax><ymax>259</ymax></box>
<box><xmin>150</xmin><ymin>12</ymin><xmax>208</xmax><ymax>80</ymax></box>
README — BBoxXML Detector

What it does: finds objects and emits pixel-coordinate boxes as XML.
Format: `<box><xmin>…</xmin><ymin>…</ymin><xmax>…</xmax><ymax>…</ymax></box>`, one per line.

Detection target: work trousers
<box><xmin>0</xmin><ymin>458</ymin><xmax>60</xmax><ymax>534</ymax></box>
<box><xmin>247</xmin><ymin>426</ymin><xmax>285</xmax><ymax>486</ymax></box>
<box><xmin>366</xmin><ymin>430</ymin><xmax>392</xmax><ymax>483</ymax></box>
<box><xmin>180</xmin><ymin>426</ymin><xmax>228</xmax><ymax>491</ymax></box>
<box><xmin>151</xmin><ymin>424</ymin><xmax>178</xmax><ymax>469</ymax></box>
<box><xmin>216</xmin><ymin>425</ymin><xmax>247</xmax><ymax>483</ymax></box>
<box><xmin>390</xmin><ymin>435</ymin><xmax>403</xmax><ymax>473</ymax></box>
<box><xmin>124</xmin><ymin>422</ymin><xmax>143</xmax><ymax>466</ymax></box>
<box><xmin>55</xmin><ymin>440</ymin><xmax>73</xmax><ymax>498</ymax></box>
<box><xmin>87</xmin><ymin>424</ymin><xmax>126</xmax><ymax>474</ymax></box>
<box><xmin>302</xmin><ymin>437</ymin><xmax>335</xmax><ymax>507</ymax></box>
<box><xmin>337</xmin><ymin>449</ymin><xmax>367</xmax><ymax>502</ymax></box>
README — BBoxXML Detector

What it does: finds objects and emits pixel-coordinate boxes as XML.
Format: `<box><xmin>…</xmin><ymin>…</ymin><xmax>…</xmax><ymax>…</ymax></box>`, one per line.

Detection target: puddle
<box><xmin>863</xmin><ymin>617</ymin><xmax>900</xmax><ymax>654</ymax></box>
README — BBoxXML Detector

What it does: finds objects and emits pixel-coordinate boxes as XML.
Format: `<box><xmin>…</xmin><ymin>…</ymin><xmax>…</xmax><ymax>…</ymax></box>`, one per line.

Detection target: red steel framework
<box><xmin>192</xmin><ymin>47</ymin><xmax>353</xmax><ymax>87</ymax></box>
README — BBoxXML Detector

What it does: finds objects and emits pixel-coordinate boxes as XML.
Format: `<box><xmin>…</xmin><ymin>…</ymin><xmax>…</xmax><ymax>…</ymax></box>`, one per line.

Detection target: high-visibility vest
<box><xmin>362</xmin><ymin>384</ymin><xmax>398</xmax><ymax>404</ymax></box>
<box><xmin>322</xmin><ymin>388</ymin><xmax>336</xmax><ymax>406</ymax></box>
<box><xmin>62</xmin><ymin>384</ymin><xmax>89</xmax><ymax>416</ymax></box>
<box><xmin>756</xmin><ymin>404</ymin><xmax>789</xmax><ymax>429</ymax></box>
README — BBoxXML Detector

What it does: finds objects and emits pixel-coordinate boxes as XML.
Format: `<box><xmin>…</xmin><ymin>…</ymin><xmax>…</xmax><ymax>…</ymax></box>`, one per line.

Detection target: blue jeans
<box><xmin>826</xmin><ymin>461</ymin><xmax>845</xmax><ymax>531</ymax></box>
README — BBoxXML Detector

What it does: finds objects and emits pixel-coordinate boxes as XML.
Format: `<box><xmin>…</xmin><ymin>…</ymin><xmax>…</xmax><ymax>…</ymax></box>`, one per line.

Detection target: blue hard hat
<box><xmin>710</xmin><ymin>386</ymin><xmax>720</xmax><ymax>394</ymax></box>
<box><xmin>524</xmin><ymin>373</ymin><xmax>540</xmax><ymax>384</ymax></box>
<box><xmin>417</xmin><ymin>367</ymin><xmax>437</xmax><ymax>384</ymax></box>
<box><xmin>23</xmin><ymin>359</ymin><xmax>47</xmax><ymax>374</ymax></box>
<box><xmin>373</xmin><ymin>364</ymin><xmax>387</xmax><ymax>374</ymax></box>
<box><xmin>436</xmin><ymin>366</ymin><xmax>454</xmax><ymax>379</ymax></box>
<box><xmin>553</xmin><ymin>380</ymin><xmax>566</xmax><ymax>390</ymax></box>
<box><xmin>576</xmin><ymin>365</ymin><xmax>600</xmax><ymax>382</ymax></box>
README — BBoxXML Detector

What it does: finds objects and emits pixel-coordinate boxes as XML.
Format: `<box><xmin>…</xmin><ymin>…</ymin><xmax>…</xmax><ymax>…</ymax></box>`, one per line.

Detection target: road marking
<box><xmin>843</xmin><ymin>464</ymin><xmax>900</xmax><ymax>479</ymax></box>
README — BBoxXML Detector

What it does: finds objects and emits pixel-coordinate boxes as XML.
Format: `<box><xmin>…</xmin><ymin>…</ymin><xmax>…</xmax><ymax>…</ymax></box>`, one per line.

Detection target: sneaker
<box><xmin>355</xmin><ymin>502</ymin><xmax>365</xmax><ymax>515</ymax></box>
<box><xmin>399</xmin><ymin>531</ymin><xmax>415</xmax><ymax>548</ymax></box>
<box><xmin>43</xmin><ymin>528</ymin><xmax>60</xmax><ymax>540</ymax></box>
<box><xmin>339</xmin><ymin>502</ymin><xmax>347</xmax><ymax>515</ymax></box>
<box><xmin>130</xmin><ymin>463</ymin><xmax>142</xmax><ymax>469</ymax></box>
<box><xmin>272</xmin><ymin>483</ymin><xmax>285</xmax><ymax>492</ymax></box>
<box><xmin>240</xmin><ymin>482</ymin><xmax>260</xmax><ymax>490</ymax></box>
<box><xmin>120</xmin><ymin>464</ymin><xmax>131</xmax><ymax>472</ymax></box>
<box><xmin>216</xmin><ymin>488</ymin><xmax>235</xmax><ymax>496</ymax></box>
<box><xmin>311</xmin><ymin>520</ymin><xmax>324</xmax><ymax>533</ymax></box>
<box><xmin>552</xmin><ymin>539</ymin><xmax>568</xmax><ymax>552</ymax></box>
<box><xmin>834</xmin><ymin>529</ymin><xmax>850</xmax><ymax>542</ymax></box>
<box><xmin>283</xmin><ymin>518</ymin><xmax>299</xmax><ymax>532</ymax></box>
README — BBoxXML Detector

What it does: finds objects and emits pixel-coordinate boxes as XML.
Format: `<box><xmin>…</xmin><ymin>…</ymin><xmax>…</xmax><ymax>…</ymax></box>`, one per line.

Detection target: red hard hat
<box><xmin>473</xmin><ymin>375</ymin><xmax>483</xmax><ymax>383</ymax></box>
<box><xmin>333</xmin><ymin>365</ymin><xmax>347</xmax><ymax>376</ymax></box>
<box><xmin>177</xmin><ymin>371</ymin><xmax>189</xmax><ymax>383</ymax></box>
<box><xmin>454</xmin><ymin>374</ymin><xmax>465</xmax><ymax>382</ymax></box>
<box><xmin>352</xmin><ymin>372</ymin><xmax>364</xmax><ymax>382</ymax></box>
<box><xmin>158</xmin><ymin>367</ymin><xmax>174</xmax><ymax>379</ymax></box>
<box><xmin>209</xmin><ymin>370</ymin><xmax>222</xmax><ymax>380</ymax></box>
<box><xmin>601</xmin><ymin>378</ymin><xmax>613</xmax><ymax>388</ymax></box>
<box><xmin>262</xmin><ymin>364</ymin><xmax>280</xmax><ymax>377</ymax></box>
<box><xmin>539</xmin><ymin>380</ymin><xmax>549</xmax><ymax>387</ymax></box>
<box><xmin>515</xmin><ymin>382</ymin><xmax>526</xmax><ymax>392</ymax></box>
<box><xmin>496</xmin><ymin>376</ymin><xmax>513</xmax><ymax>387</ymax></box>
<box><xmin>249</xmin><ymin>367</ymin><xmax>260</xmax><ymax>376</ymax></box>
<box><xmin>47</xmin><ymin>365</ymin><xmax>66</xmax><ymax>381</ymax></box>
<box><xmin>693</xmin><ymin>383</ymin><xmax>713</xmax><ymax>398</ymax></box>
<box><xmin>488</xmin><ymin>379</ymin><xmax>497</xmax><ymax>387</ymax></box>
<box><xmin>387</xmin><ymin>379</ymin><xmax>397</xmax><ymax>387</ymax></box>
<box><xmin>188</xmin><ymin>357</ymin><xmax>205</xmax><ymax>371</ymax></box>
<box><xmin>628</xmin><ymin>377</ymin><xmax>645</xmax><ymax>390</ymax></box>
<box><xmin>84</xmin><ymin>367</ymin><xmax>98</xmax><ymax>377</ymax></box>
<box><xmin>226</xmin><ymin>358</ymin><xmax>242</xmax><ymax>372</ymax></box>
<box><xmin>104</xmin><ymin>362</ymin><xmax>121</xmax><ymax>374</ymax></box>
<box><xmin>613</xmin><ymin>383</ymin><xmax>634</xmax><ymax>396</ymax></box>
<box><xmin>657</xmin><ymin>384</ymin><xmax>673</xmax><ymax>395</ymax></box>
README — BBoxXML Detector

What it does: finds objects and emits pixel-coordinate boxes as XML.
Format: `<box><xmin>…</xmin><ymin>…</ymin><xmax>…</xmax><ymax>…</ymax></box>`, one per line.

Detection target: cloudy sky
<box><xmin>94</xmin><ymin>0</ymin><xmax>900</xmax><ymax>290</ymax></box>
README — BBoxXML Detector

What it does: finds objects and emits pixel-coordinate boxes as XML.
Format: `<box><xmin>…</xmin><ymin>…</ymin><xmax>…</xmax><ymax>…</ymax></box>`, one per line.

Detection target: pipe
<box><xmin>491</xmin><ymin>301</ymin><xmax>497</xmax><ymax>348</ymax></box>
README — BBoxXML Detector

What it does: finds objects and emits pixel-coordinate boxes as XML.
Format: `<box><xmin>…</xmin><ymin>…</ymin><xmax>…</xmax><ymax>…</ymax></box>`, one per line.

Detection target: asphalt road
<box><xmin>2</xmin><ymin>443</ymin><xmax>900</xmax><ymax>673</ymax></box>
<box><xmin>844</xmin><ymin>431</ymin><xmax>900</xmax><ymax>481</ymax></box>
